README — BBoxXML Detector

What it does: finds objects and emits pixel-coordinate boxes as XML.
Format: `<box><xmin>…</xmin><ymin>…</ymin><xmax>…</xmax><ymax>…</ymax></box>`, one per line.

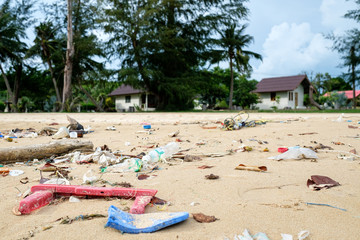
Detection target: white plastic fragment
<box><xmin>297</xmin><ymin>230</ymin><xmax>310</xmax><ymax>240</ymax></box>
<box><xmin>82</xmin><ymin>169</ymin><xmax>98</xmax><ymax>184</ymax></box>
<box><xmin>69</xmin><ymin>196</ymin><xmax>81</xmax><ymax>203</ymax></box>
<box><xmin>281</xmin><ymin>233</ymin><xmax>293</xmax><ymax>240</ymax></box>
<box><xmin>43</xmin><ymin>178</ymin><xmax>70</xmax><ymax>185</ymax></box>
<box><xmin>268</xmin><ymin>147</ymin><xmax>318</xmax><ymax>161</ymax></box>
<box><xmin>9</xmin><ymin>170</ymin><xmax>24</xmax><ymax>176</ymax></box>
<box><xmin>52</xmin><ymin>127</ymin><xmax>69</xmax><ymax>139</ymax></box>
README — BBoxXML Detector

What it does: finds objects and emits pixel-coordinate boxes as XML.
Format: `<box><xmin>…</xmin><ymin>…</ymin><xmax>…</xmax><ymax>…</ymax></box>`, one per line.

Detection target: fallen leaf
<box><xmin>201</xmin><ymin>126</ymin><xmax>217</xmax><ymax>129</ymax></box>
<box><xmin>348</xmin><ymin>125</ymin><xmax>358</xmax><ymax>129</ymax></box>
<box><xmin>198</xmin><ymin>165</ymin><xmax>214</xmax><ymax>169</ymax></box>
<box><xmin>151</xmin><ymin>196</ymin><xmax>168</xmax><ymax>205</ymax></box>
<box><xmin>138</xmin><ymin>174</ymin><xmax>150</xmax><ymax>180</ymax></box>
<box><xmin>192</xmin><ymin>213</ymin><xmax>218</xmax><ymax>223</ymax></box>
<box><xmin>205</xmin><ymin>174</ymin><xmax>219</xmax><ymax>180</ymax></box>
<box><xmin>350</xmin><ymin>149</ymin><xmax>357</xmax><ymax>154</ymax></box>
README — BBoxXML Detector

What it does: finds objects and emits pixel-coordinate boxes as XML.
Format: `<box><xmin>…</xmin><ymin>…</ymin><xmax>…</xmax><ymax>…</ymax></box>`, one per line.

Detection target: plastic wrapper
<box><xmin>52</xmin><ymin>127</ymin><xmax>69</xmax><ymax>139</ymax></box>
<box><xmin>83</xmin><ymin>169</ymin><xmax>98</xmax><ymax>184</ymax></box>
<box><xmin>268</xmin><ymin>147</ymin><xmax>318</xmax><ymax>161</ymax></box>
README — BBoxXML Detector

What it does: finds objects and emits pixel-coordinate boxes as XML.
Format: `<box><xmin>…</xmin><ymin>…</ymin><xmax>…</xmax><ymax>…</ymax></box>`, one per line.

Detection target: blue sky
<box><xmin>244</xmin><ymin>0</ymin><xmax>357</xmax><ymax>81</ymax></box>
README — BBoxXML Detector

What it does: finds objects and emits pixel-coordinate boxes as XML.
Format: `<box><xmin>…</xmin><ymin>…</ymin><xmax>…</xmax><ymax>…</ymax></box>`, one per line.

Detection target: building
<box><xmin>108</xmin><ymin>85</ymin><xmax>156</xmax><ymax>112</ymax></box>
<box><xmin>323</xmin><ymin>90</ymin><xmax>360</xmax><ymax>100</ymax></box>
<box><xmin>252</xmin><ymin>75</ymin><xmax>317</xmax><ymax>110</ymax></box>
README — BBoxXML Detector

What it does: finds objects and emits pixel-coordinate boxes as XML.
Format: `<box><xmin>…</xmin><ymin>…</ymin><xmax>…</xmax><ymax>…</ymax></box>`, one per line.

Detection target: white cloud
<box><xmin>252</xmin><ymin>22</ymin><xmax>339</xmax><ymax>80</ymax></box>
<box><xmin>320</xmin><ymin>0</ymin><xmax>357</xmax><ymax>34</ymax></box>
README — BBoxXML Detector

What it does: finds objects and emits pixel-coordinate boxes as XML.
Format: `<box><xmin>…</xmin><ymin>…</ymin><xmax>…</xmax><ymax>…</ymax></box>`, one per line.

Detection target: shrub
<box><xmin>0</xmin><ymin>101</ymin><xmax>5</xmax><ymax>112</ymax></box>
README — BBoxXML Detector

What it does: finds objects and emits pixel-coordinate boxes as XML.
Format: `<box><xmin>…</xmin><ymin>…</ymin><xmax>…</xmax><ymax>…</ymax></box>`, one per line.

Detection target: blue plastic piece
<box><xmin>143</xmin><ymin>125</ymin><xmax>151</xmax><ymax>129</ymax></box>
<box><xmin>105</xmin><ymin>205</ymin><xmax>189</xmax><ymax>234</ymax></box>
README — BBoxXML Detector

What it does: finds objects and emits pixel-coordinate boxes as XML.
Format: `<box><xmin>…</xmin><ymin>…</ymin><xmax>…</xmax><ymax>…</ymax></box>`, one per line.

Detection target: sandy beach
<box><xmin>0</xmin><ymin>112</ymin><xmax>359</xmax><ymax>240</ymax></box>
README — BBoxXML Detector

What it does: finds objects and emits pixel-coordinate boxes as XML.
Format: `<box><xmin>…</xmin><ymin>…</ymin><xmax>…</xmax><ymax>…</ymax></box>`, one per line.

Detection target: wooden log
<box><xmin>0</xmin><ymin>139</ymin><xmax>94</xmax><ymax>163</ymax></box>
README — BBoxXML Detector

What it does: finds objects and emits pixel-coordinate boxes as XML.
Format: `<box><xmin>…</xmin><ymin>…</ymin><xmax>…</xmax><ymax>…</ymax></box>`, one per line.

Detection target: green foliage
<box><xmin>233</xmin><ymin>77</ymin><xmax>259</xmax><ymax>108</ymax></box>
<box><xmin>81</xmin><ymin>102</ymin><xmax>96</xmax><ymax>112</ymax></box>
<box><xmin>323</xmin><ymin>92</ymin><xmax>350</xmax><ymax>109</ymax></box>
<box><xmin>210</xmin><ymin>23</ymin><xmax>262</xmax><ymax>108</ymax></box>
<box><xmin>303</xmin><ymin>94</ymin><xmax>310</xmax><ymax>106</ymax></box>
<box><xmin>327</xmin><ymin>1</ymin><xmax>360</xmax><ymax>109</ymax></box>
<box><xmin>0</xmin><ymin>100</ymin><xmax>5</xmax><ymax>111</ymax></box>
<box><xmin>215</xmin><ymin>99</ymin><xmax>229</xmax><ymax>110</ymax></box>
<box><xmin>100</xmin><ymin>0</ymin><xmax>250</xmax><ymax>110</ymax></box>
<box><xmin>17</xmin><ymin>96</ymin><xmax>35</xmax><ymax>112</ymax></box>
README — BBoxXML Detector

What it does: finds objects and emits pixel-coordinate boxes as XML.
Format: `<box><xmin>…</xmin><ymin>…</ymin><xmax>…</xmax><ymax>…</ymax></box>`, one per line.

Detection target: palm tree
<box><xmin>0</xmin><ymin>1</ymin><xmax>27</xmax><ymax>109</ymax></box>
<box><xmin>27</xmin><ymin>22</ymin><xmax>63</xmax><ymax>105</ymax></box>
<box><xmin>213</xmin><ymin>23</ymin><xmax>262</xmax><ymax>109</ymax></box>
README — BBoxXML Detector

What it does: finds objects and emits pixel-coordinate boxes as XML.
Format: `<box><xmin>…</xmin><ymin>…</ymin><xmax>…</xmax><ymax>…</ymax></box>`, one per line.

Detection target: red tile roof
<box><xmin>108</xmin><ymin>84</ymin><xmax>143</xmax><ymax>96</ymax></box>
<box><xmin>323</xmin><ymin>90</ymin><xmax>360</xmax><ymax>99</ymax></box>
<box><xmin>253</xmin><ymin>75</ymin><xmax>309</xmax><ymax>93</ymax></box>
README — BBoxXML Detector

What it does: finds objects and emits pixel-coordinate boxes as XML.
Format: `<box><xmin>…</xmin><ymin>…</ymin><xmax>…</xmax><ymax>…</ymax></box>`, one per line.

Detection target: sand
<box><xmin>0</xmin><ymin>112</ymin><xmax>359</xmax><ymax>240</ymax></box>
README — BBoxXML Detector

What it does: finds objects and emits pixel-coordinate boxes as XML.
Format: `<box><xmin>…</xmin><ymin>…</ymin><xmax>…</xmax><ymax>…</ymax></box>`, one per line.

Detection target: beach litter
<box><xmin>307</xmin><ymin>175</ymin><xmax>340</xmax><ymax>191</ymax></box>
<box><xmin>305</xmin><ymin>202</ymin><xmax>346</xmax><ymax>212</ymax></box>
<box><xmin>269</xmin><ymin>147</ymin><xmax>317</xmax><ymax>161</ymax></box>
<box><xmin>226</xmin><ymin>229</ymin><xmax>310</xmax><ymax>240</ymax></box>
<box><xmin>105</xmin><ymin>205</ymin><xmax>189</xmax><ymax>233</ymax></box>
<box><xmin>235</xmin><ymin>164</ymin><xmax>267</xmax><ymax>172</ymax></box>
<box><xmin>15</xmin><ymin>184</ymin><xmax>158</xmax><ymax>215</ymax></box>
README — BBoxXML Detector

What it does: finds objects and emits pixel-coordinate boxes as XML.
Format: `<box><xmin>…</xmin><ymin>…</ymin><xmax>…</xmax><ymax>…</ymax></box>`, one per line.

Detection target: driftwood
<box><xmin>0</xmin><ymin>139</ymin><xmax>94</xmax><ymax>163</ymax></box>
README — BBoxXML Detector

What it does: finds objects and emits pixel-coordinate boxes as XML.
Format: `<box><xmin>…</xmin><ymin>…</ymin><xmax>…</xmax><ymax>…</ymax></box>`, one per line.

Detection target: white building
<box><xmin>252</xmin><ymin>75</ymin><xmax>315</xmax><ymax>110</ymax></box>
<box><xmin>108</xmin><ymin>85</ymin><xmax>156</xmax><ymax>112</ymax></box>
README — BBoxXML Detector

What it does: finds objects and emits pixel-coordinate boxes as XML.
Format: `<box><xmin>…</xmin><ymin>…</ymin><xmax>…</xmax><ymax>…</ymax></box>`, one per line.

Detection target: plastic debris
<box><xmin>52</xmin><ymin>127</ymin><xmax>69</xmax><ymax>139</ymax></box>
<box><xmin>9</xmin><ymin>170</ymin><xmax>24</xmax><ymax>176</ymax></box>
<box><xmin>106</xmin><ymin>126</ymin><xmax>116</xmax><ymax>131</ymax></box>
<box><xmin>307</xmin><ymin>175</ymin><xmax>340</xmax><ymax>190</ymax></box>
<box><xmin>298</xmin><ymin>230</ymin><xmax>310</xmax><ymax>240</ymax></box>
<box><xmin>82</xmin><ymin>169</ymin><xmax>98</xmax><ymax>184</ymax></box>
<box><xmin>281</xmin><ymin>233</ymin><xmax>293</xmax><ymax>240</ymax></box>
<box><xmin>105</xmin><ymin>205</ymin><xmax>189</xmax><ymax>233</ymax></box>
<box><xmin>305</xmin><ymin>202</ymin><xmax>346</xmax><ymax>211</ymax></box>
<box><xmin>235</xmin><ymin>164</ymin><xmax>267</xmax><ymax>172</ymax></box>
<box><xmin>69</xmin><ymin>196</ymin><xmax>81</xmax><ymax>203</ymax></box>
<box><xmin>234</xmin><ymin>229</ymin><xmax>270</xmax><ymax>240</ymax></box>
<box><xmin>269</xmin><ymin>147</ymin><xmax>317</xmax><ymax>161</ymax></box>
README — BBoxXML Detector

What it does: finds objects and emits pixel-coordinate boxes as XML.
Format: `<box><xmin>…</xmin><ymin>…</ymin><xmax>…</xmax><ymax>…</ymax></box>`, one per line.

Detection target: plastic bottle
<box><xmin>142</xmin><ymin>142</ymin><xmax>179</xmax><ymax>166</ymax></box>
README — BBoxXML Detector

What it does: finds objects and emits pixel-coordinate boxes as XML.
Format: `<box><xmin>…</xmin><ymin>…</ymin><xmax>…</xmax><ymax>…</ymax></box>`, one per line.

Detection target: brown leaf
<box><xmin>350</xmin><ymin>149</ymin><xmax>357</xmax><ymax>154</ymax></box>
<box><xmin>205</xmin><ymin>174</ymin><xmax>219</xmax><ymax>180</ymax></box>
<box><xmin>192</xmin><ymin>213</ymin><xmax>218</xmax><ymax>223</ymax></box>
<box><xmin>151</xmin><ymin>196</ymin><xmax>168</xmax><ymax>205</ymax></box>
<box><xmin>138</xmin><ymin>174</ymin><xmax>149</xmax><ymax>180</ymax></box>
<box><xmin>184</xmin><ymin>155</ymin><xmax>202</xmax><ymax>162</ymax></box>
<box><xmin>348</xmin><ymin>125</ymin><xmax>358</xmax><ymax>129</ymax></box>
<box><xmin>198</xmin><ymin>165</ymin><xmax>214</xmax><ymax>169</ymax></box>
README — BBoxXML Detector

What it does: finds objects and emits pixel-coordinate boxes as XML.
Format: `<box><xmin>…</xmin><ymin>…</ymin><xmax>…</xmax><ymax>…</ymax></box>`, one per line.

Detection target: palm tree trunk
<box><xmin>229</xmin><ymin>56</ymin><xmax>234</xmax><ymax>110</ymax></box>
<box><xmin>78</xmin><ymin>84</ymin><xmax>104</xmax><ymax>112</ymax></box>
<box><xmin>0</xmin><ymin>64</ymin><xmax>14</xmax><ymax>105</ymax></box>
<box><xmin>61</xmin><ymin>0</ymin><xmax>74</xmax><ymax>112</ymax></box>
<box><xmin>46</xmin><ymin>58</ymin><xmax>62</xmax><ymax>104</ymax></box>
<box><xmin>352</xmin><ymin>63</ymin><xmax>356</xmax><ymax>109</ymax></box>
<box><xmin>0</xmin><ymin>63</ymin><xmax>18</xmax><ymax>112</ymax></box>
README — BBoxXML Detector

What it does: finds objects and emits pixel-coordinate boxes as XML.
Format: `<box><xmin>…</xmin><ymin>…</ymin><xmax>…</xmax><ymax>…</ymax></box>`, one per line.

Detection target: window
<box><xmin>270</xmin><ymin>92</ymin><xmax>276</xmax><ymax>101</ymax></box>
<box><xmin>288</xmin><ymin>92</ymin><xmax>294</xmax><ymax>101</ymax></box>
<box><xmin>125</xmin><ymin>95</ymin><xmax>131</xmax><ymax>103</ymax></box>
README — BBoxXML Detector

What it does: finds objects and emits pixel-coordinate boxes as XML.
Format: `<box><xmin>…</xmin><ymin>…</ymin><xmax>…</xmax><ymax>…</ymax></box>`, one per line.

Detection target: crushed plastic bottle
<box><xmin>142</xmin><ymin>142</ymin><xmax>179</xmax><ymax>167</ymax></box>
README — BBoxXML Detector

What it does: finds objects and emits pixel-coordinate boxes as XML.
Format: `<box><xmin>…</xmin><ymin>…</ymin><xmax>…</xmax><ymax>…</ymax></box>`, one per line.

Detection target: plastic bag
<box><xmin>83</xmin><ymin>169</ymin><xmax>98</xmax><ymax>184</ymax></box>
<box><xmin>269</xmin><ymin>147</ymin><xmax>318</xmax><ymax>161</ymax></box>
<box><xmin>52</xmin><ymin>127</ymin><xmax>69</xmax><ymax>139</ymax></box>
